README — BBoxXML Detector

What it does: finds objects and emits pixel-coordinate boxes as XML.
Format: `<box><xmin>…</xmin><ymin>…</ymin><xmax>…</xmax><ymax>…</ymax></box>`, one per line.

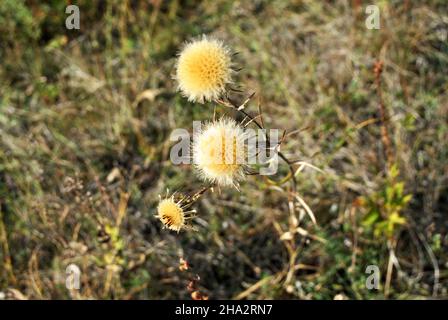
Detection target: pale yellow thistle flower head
<box><xmin>193</xmin><ymin>118</ymin><xmax>247</xmax><ymax>188</ymax></box>
<box><xmin>155</xmin><ymin>195</ymin><xmax>195</xmax><ymax>232</ymax></box>
<box><xmin>175</xmin><ymin>35</ymin><xmax>233</xmax><ymax>103</ymax></box>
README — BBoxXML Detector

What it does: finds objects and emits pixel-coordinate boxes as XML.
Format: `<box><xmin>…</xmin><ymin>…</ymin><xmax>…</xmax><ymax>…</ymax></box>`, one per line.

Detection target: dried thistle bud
<box><xmin>179</xmin><ymin>258</ymin><xmax>189</xmax><ymax>271</ymax></box>
<box><xmin>187</xmin><ymin>280</ymin><xmax>195</xmax><ymax>292</ymax></box>
<box><xmin>193</xmin><ymin>118</ymin><xmax>247</xmax><ymax>188</ymax></box>
<box><xmin>155</xmin><ymin>194</ymin><xmax>196</xmax><ymax>232</ymax></box>
<box><xmin>175</xmin><ymin>35</ymin><xmax>233</xmax><ymax>103</ymax></box>
<box><xmin>191</xmin><ymin>290</ymin><xmax>208</xmax><ymax>300</ymax></box>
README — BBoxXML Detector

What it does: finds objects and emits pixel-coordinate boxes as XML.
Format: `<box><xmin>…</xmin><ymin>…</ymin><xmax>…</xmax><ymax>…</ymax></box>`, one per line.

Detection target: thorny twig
<box><xmin>216</xmin><ymin>93</ymin><xmax>319</xmax><ymax>289</ymax></box>
<box><xmin>181</xmin><ymin>185</ymin><xmax>214</xmax><ymax>208</ymax></box>
<box><xmin>216</xmin><ymin>94</ymin><xmax>298</xmax><ymax>193</ymax></box>
<box><xmin>178</xmin><ymin>257</ymin><xmax>209</xmax><ymax>300</ymax></box>
<box><xmin>374</xmin><ymin>61</ymin><xmax>394</xmax><ymax>169</ymax></box>
<box><xmin>375</xmin><ymin>60</ymin><xmax>397</xmax><ymax>298</ymax></box>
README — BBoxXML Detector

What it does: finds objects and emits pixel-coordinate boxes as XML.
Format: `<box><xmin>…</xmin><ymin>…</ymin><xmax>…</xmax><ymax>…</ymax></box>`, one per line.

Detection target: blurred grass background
<box><xmin>0</xmin><ymin>0</ymin><xmax>447</xmax><ymax>299</ymax></box>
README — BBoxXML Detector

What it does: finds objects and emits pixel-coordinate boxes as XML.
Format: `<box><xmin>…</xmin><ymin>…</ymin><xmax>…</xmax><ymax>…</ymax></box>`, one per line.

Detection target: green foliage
<box><xmin>361</xmin><ymin>165</ymin><xmax>412</xmax><ymax>239</ymax></box>
<box><xmin>0</xmin><ymin>0</ymin><xmax>38</xmax><ymax>44</ymax></box>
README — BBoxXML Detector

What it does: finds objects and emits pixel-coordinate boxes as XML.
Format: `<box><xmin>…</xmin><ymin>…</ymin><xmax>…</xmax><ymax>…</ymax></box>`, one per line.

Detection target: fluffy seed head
<box><xmin>156</xmin><ymin>197</ymin><xmax>185</xmax><ymax>232</ymax></box>
<box><xmin>193</xmin><ymin>118</ymin><xmax>247</xmax><ymax>187</ymax></box>
<box><xmin>175</xmin><ymin>35</ymin><xmax>232</xmax><ymax>103</ymax></box>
